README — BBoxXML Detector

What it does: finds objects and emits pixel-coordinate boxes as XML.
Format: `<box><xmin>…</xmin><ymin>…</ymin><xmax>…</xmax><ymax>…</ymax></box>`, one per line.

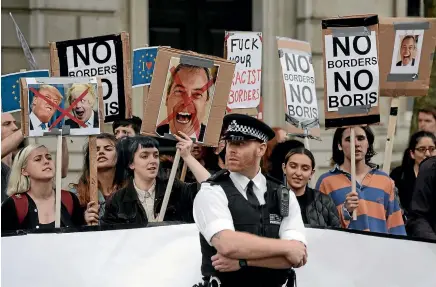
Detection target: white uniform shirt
<box><xmin>193</xmin><ymin>170</ymin><xmax>307</xmax><ymax>246</ymax></box>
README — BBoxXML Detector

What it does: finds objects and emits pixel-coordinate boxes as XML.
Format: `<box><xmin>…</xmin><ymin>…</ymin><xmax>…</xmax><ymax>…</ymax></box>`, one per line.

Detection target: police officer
<box><xmin>193</xmin><ymin>114</ymin><xmax>307</xmax><ymax>287</ymax></box>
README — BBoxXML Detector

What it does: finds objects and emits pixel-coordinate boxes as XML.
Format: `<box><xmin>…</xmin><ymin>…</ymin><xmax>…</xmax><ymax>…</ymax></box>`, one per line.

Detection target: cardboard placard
<box><xmin>379</xmin><ymin>17</ymin><xmax>436</xmax><ymax>97</ymax></box>
<box><xmin>141</xmin><ymin>47</ymin><xmax>235</xmax><ymax>146</ymax></box>
<box><xmin>277</xmin><ymin>37</ymin><xmax>321</xmax><ymax>140</ymax></box>
<box><xmin>20</xmin><ymin>77</ymin><xmax>104</xmax><ymax>137</ymax></box>
<box><xmin>49</xmin><ymin>32</ymin><xmax>132</xmax><ymax>123</ymax></box>
<box><xmin>224</xmin><ymin>31</ymin><xmax>262</xmax><ymax>110</ymax></box>
<box><xmin>322</xmin><ymin>14</ymin><xmax>381</xmax><ymax>129</ymax></box>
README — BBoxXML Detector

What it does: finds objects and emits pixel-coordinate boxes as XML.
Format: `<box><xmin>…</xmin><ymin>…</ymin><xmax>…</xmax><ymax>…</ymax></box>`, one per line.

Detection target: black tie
<box><xmin>246</xmin><ymin>180</ymin><xmax>260</xmax><ymax>207</ymax></box>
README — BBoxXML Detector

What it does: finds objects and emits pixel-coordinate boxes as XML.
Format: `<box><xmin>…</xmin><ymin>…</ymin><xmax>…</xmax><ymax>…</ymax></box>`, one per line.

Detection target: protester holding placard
<box><xmin>102</xmin><ymin>133</ymin><xmax>210</xmax><ymax>225</ymax></box>
<box><xmin>193</xmin><ymin>114</ymin><xmax>306</xmax><ymax>287</ymax></box>
<box><xmin>315</xmin><ymin>127</ymin><xmax>406</xmax><ymax>235</ymax></box>
<box><xmin>390</xmin><ymin>131</ymin><xmax>436</xmax><ymax>217</ymax></box>
<box><xmin>283</xmin><ymin>148</ymin><xmax>340</xmax><ymax>228</ymax></box>
<box><xmin>1</xmin><ymin>112</ymin><xmax>70</xmax><ymax>203</ymax></box>
<box><xmin>1</xmin><ymin>145</ymin><xmax>97</xmax><ymax>232</ymax></box>
<box><xmin>407</xmin><ymin>156</ymin><xmax>436</xmax><ymax>240</ymax></box>
<box><xmin>1</xmin><ymin>113</ymin><xmax>24</xmax><ymax>202</ymax></box>
<box><xmin>69</xmin><ymin>133</ymin><xmax>123</xmax><ymax>221</ymax></box>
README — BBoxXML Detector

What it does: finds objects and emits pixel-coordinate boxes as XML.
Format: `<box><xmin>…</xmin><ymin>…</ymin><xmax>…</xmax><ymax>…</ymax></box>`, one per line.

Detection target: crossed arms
<box><xmin>193</xmin><ymin>183</ymin><xmax>307</xmax><ymax>272</ymax></box>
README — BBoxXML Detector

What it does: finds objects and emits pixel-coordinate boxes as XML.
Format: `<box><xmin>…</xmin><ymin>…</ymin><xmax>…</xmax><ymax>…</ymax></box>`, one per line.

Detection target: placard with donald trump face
<box><xmin>20</xmin><ymin>77</ymin><xmax>104</xmax><ymax>137</ymax></box>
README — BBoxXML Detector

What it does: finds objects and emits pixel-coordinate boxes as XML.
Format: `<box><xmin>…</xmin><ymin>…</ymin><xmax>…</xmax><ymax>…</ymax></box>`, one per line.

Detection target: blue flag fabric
<box><xmin>132</xmin><ymin>47</ymin><xmax>158</xmax><ymax>87</ymax></box>
<box><xmin>1</xmin><ymin>70</ymin><xmax>50</xmax><ymax>113</ymax></box>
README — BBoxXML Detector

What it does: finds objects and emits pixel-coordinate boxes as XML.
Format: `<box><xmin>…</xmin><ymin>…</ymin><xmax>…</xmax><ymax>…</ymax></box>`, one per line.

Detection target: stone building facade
<box><xmin>1</xmin><ymin>0</ymin><xmax>415</xmax><ymax>186</ymax></box>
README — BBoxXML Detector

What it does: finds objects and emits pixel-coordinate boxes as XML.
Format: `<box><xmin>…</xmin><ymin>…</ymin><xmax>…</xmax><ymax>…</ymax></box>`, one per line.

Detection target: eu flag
<box><xmin>1</xmin><ymin>70</ymin><xmax>50</xmax><ymax>113</ymax></box>
<box><xmin>132</xmin><ymin>47</ymin><xmax>158</xmax><ymax>87</ymax></box>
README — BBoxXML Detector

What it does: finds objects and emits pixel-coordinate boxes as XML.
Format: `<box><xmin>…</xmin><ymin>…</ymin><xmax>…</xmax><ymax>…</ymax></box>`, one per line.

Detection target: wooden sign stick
<box><xmin>157</xmin><ymin>149</ymin><xmax>181</xmax><ymax>222</ymax></box>
<box><xmin>304</xmin><ymin>137</ymin><xmax>310</xmax><ymax>150</ymax></box>
<box><xmin>88</xmin><ymin>135</ymin><xmax>98</xmax><ymax>221</ymax></box>
<box><xmin>382</xmin><ymin>97</ymin><xmax>400</xmax><ymax>174</ymax></box>
<box><xmin>350</xmin><ymin>127</ymin><xmax>358</xmax><ymax>221</ymax></box>
<box><xmin>180</xmin><ymin>162</ymin><xmax>188</xmax><ymax>182</ymax></box>
<box><xmin>54</xmin><ymin>133</ymin><xmax>63</xmax><ymax>228</ymax></box>
<box><xmin>303</xmin><ymin>132</ymin><xmax>312</xmax><ymax>187</ymax></box>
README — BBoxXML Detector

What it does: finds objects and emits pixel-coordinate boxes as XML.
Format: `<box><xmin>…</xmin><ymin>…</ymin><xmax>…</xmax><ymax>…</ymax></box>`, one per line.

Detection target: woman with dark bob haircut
<box><xmin>282</xmin><ymin>147</ymin><xmax>340</xmax><ymax>227</ymax></box>
<box><xmin>102</xmin><ymin>132</ymin><xmax>211</xmax><ymax>225</ymax></box>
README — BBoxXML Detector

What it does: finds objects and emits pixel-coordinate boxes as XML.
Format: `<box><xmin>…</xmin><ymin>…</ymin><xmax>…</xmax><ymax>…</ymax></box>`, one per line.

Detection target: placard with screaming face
<box><xmin>155</xmin><ymin>57</ymin><xmax>219</xmax><ymax>143</ymax></box>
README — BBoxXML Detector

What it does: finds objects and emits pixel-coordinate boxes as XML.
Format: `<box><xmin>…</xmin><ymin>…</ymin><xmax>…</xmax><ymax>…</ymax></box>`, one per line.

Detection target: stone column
<box><xmin>259</xmin><ymin>0</ymin><xmax>296</xmax><ymax>128</ymax></box>
<box><xmin>127</xmin><ymin>0</ymin><xmax>149</xmax><ymax>119</ymax></box>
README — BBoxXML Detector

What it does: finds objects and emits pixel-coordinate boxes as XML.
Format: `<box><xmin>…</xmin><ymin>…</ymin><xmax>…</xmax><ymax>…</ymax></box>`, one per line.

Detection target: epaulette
<box><xmin>206</xmin><ymin>169</ymin><xmax>230</xmax><ymax>182</ymax></box>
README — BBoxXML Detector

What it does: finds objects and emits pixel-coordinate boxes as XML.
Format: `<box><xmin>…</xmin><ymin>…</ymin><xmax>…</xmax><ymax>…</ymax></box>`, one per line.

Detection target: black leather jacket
<box><xmin>102</xmin><ymin>177</ymin><xmax>199</xmax><ymax>226</ymax></box>
<box><xmin>301</xmin><ymin>187</ymin><xmax>341</xmax><ymax>228</ymax></box>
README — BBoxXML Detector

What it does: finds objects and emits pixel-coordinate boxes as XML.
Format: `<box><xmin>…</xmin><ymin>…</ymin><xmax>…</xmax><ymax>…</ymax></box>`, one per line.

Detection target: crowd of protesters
<box><xmin>1</xmin><ymin>106</ymin><xmax>436</xmax><ymax>240</ymax></box>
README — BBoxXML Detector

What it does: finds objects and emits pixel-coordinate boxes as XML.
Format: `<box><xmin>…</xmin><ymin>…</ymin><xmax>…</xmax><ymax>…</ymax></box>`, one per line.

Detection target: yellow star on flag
<box><xmin>12</xmin><ymin>85</ymin><xmax>16</xmax><ymax>89</ymax></box>
<box><xmin>12</xmin><ymin>91</ymin><xmax>15</xmax><ymax>94</ymax></box>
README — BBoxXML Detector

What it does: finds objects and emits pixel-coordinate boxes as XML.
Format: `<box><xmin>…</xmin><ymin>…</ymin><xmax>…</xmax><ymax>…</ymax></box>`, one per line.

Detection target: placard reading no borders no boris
<box><xmin>322</xmin><ymin>15</ymin><xmax>381</xmax><ymax>128</ymax></box>
<box><xmin>277</xmin><ymin>37</ymin><xmax>321</xmax><ymax>139</ymax></box>
<box><xmin>50</xmin><ymin>33</ymin><xmax>132</xmax><ymax>123</ymax></box>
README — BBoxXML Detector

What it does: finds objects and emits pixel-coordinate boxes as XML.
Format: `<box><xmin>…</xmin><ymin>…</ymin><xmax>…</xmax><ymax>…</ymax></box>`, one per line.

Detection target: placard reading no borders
<box><xmin>322</xmin><ymin>15</ymin><xmax>381</xmax><ymax>128</ymax></box>
<box><xmin>325</xmin><ymin>32</ymin><xmax>379</xmax><ymax>112</ymax></box>
<box><xmin>51</xmin><ymin>33</ymin><xmax>132</xmax><ymax>123</ymax></box>
<box><xmin>277</xmin><ymin>37</ymin><xmax>320</xmax><ymax>139</ymax></box>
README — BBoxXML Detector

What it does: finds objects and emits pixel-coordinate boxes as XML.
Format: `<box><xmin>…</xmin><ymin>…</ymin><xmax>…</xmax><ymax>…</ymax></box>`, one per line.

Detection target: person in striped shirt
<box><xmin>315</xmin><ymin>126</ymin><xmax>406</xmax><ymax>235</ymax></box>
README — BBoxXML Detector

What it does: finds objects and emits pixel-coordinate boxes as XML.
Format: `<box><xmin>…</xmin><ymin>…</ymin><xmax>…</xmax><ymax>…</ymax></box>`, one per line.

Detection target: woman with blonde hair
<box><xmin>1</xmin><ymin>145</ymin><xmax>97</xmax><ymax>232</ymax></box>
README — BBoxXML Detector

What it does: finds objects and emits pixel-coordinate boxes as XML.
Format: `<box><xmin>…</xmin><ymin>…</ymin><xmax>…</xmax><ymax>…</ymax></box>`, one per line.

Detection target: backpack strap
<box><xmin>61</xmin><ymin>190</ymin><xmax>74</xmax><ymax>216</ymax></box>
<box><xmin>11</xmin><ymin>191</ymin><xmax>74</xmax><ymax>226</ymax></box>
<box><xmin>12</xmin><ymin>193</ymin><xmax>29</xmax><ymax>225</ymax></box>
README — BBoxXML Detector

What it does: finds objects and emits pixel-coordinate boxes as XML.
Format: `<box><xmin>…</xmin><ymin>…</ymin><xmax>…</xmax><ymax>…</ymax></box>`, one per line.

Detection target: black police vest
<box><xmin>199</xmin><ymin>170</ymin><xmax>288</xmax><ymax>287</ymax></box>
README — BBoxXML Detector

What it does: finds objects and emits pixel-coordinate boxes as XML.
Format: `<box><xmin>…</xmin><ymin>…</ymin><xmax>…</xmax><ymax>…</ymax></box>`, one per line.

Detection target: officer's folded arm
<box><xmin>194</xmin><ymin>183</ymin><xmax>307</xmax><ymax>268</ymax></box>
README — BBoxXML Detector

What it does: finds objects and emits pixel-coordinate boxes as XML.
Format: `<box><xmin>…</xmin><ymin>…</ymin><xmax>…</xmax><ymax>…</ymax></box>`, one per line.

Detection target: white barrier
<box><xmin>2</xmin><ymin>224</ymin><xmax>436</xmax><ymax>287</ymax></box>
